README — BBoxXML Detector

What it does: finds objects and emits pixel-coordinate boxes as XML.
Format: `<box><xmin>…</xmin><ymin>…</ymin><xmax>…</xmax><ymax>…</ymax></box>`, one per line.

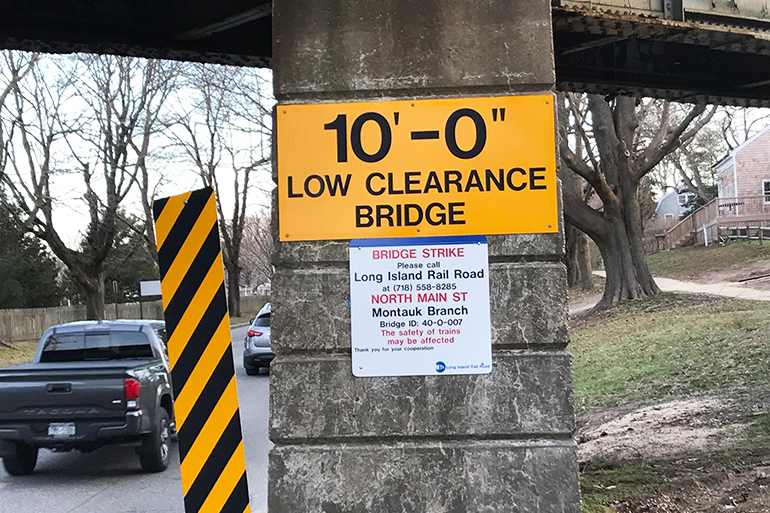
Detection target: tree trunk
<box><xmin>621</xmin><ymin>180</ymin><xmax>660</xmax><ymax>297</ymax></box>
<box><xmin>40</xmin><ymin>235</ymin><xmax>110</xmax><ymax>320</ymax></box>
<box><xmin>82</xmin><ymin>276</ymin><xmax>105</xmax><ymax>320</ymax></box>
<box><xmin>565</xmin><ymin>223</ymin><xmax>593</xmax><ymax>290</ymax></box>
<box><xmin>575</xmin><ymin>229</ymin><xmax>594</xmax><ymax>290</ymax></box>
<box><xmin>593</xmin><ymin>208</ymin><xmax>659</xmax><ymax>308</ymax></box>
<box><xmin>227</xmin><ymin>266</ymin><xmax>241</xmax><ymax>318</ymax></box>
<box><xmin>562</xmin><ymin>185</ymin><xmax>660</xmax><ymax>309</ymax></box>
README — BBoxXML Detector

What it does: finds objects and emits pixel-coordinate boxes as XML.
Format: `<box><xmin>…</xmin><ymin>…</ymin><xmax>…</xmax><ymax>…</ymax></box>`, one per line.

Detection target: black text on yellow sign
<box><xmin>153</xmin><ymin>187</ymin><xmax>251</xmax><ymax>513</ymax></box>
<box><xmin>277</xmin><ymin>95</ymin><xmax>558</xmax><ymax>241</ymax></box>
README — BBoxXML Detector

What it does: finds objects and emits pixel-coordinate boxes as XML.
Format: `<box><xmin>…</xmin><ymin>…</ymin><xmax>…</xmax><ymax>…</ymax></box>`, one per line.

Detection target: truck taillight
<box><xmin>125</xmin><ymin>378</ymin><xmax>140</xmax><ymax>411</ymax></box>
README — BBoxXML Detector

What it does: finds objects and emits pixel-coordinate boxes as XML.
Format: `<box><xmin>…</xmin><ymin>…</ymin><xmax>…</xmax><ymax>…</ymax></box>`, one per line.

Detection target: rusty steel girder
<box><xmin>0</xmin><ymin>0</ymin><xmax>769</xmax><ymax>105</ymax></box>
<box><xmin>553</xmin><ymin>3</ymin><xmax>770</xmax><ymax>106</ymax></box>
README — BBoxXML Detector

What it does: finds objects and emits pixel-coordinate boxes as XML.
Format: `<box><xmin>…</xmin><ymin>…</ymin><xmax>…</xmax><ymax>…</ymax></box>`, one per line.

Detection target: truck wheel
<box><xmin>245</xmin><ymin>366</ymin><xmax>259</xmax><ymax>376</ymax></box>
<box><xmin>139</xmin><ymin>409</ymin><xmax>171</xmax><ymax>473</ymax></box>
<box><xmin>2</xmin><ymin>442</ymin><xmax>38</xmax><ymax>476</ymax></box>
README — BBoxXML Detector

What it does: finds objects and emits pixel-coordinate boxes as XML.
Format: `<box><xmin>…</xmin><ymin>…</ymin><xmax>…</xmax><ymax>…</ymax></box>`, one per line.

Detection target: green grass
<box><xmin>744</xmin><ymin>412</ymin><xmax>770</xmax><ymax>446</ymax></box>
<box><xmin>647</xmin><ymin>241</ymin><xmax>770</xmax><ymax>280</ymax></box>
<box><xmin>0</xmin><ymin>341</ymin><xmax>38</xmax><ymax>369</ymax></box>
<box><xmin>580</xmin><ymin>413</ymin><xmax>770</xmax><ymax>511</ymax></box>
<box><xmin>581</xmin><ymin>499</ymin><xmax>616</xmax><ymax>513</ymax></box>
<box><xmin>571</xmin><ymin>292</ymin><xmax>770</xmax><ymax>409</ymax></box>
<box><xmin>581</xmin><ymin>457</ymin><xmax>665</xmax><ymax>507</ymax></box>
<box><xmin>572</xmin><ymin>292</ymin><xmax>770</xmax><ymax>511</ymax></box>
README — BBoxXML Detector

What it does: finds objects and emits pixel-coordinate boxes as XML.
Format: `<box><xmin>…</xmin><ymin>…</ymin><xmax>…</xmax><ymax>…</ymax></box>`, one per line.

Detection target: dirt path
<box><xmin>569</xmin><ymin>272</ymin><xmax>770</xmax><ymax>315</ymax></box>
<box><xmin>578</xmin><ymin>397</ymin><xmax>770</xmax><ymax>513</ymax></box>
<box><xmin>577</xmin><ymin>398</ymin><xmax>739</xmax><ymax>463</ymax></box>
<box><xmin>652</xmin><ymin>275</ymin><xmax>770</xmax><ymax>300</ymax></box>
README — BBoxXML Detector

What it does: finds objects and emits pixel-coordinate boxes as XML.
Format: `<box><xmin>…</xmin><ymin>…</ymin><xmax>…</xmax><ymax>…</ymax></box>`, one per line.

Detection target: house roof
<box><xmin>714</xmin><ymin>123</ymin><xmax>770</xmax><ymax>172</ymax></box>
<box><xmin>655</xmin><ymin>190</ymin><xmax>677</xmax><ymax>210</ymax></box>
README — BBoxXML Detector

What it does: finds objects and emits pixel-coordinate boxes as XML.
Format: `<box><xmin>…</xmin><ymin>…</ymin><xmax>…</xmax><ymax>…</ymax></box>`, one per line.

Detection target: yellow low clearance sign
<box><xmin>277</xmin><ymin>94</ymin><xmax>557</xmax><ymax>241</ymax></box>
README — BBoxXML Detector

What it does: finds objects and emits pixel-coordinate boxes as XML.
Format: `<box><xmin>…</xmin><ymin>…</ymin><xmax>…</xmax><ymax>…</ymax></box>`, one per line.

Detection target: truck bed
<box><xmin>0</xmin><ymin>360</ymin><xmax>156</xmax><ymax>446</ymax></box>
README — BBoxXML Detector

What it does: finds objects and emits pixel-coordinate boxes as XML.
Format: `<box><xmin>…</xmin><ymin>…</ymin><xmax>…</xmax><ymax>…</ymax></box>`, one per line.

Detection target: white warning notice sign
<box><xmin>349</xmin><ymin>235</ymin><xmax>492</xmax><ymax>377</ymax></box>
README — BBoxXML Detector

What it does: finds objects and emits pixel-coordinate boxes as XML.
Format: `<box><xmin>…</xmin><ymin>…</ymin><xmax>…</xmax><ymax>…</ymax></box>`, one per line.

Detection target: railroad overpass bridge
<box><xmin>3</xmin><ymin>1</ymin><xmax>769</xmax><ymax>512</ymax></box>
<box><xmin>1</xmin><ymin>0</ymin><xmax>769</xmax><ymax>105</ymax></box>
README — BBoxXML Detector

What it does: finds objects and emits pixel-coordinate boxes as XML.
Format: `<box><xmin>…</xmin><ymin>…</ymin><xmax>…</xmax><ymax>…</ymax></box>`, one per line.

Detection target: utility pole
<box><xmin>112</xmin><ymin>280</ymin><xmax>119</xmax><ymax>319</ymax></box>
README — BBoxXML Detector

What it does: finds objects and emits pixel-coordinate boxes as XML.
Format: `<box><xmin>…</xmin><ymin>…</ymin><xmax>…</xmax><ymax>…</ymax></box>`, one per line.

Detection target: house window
<box><xmin>678</xmin><ymin>193</ymin><xmax>689</xmax><ymax>206</ymax></box>
<box><xmin>764</xmin><ymin>180</ymin><xmax>770</xmax><ymax>204</ymax></box>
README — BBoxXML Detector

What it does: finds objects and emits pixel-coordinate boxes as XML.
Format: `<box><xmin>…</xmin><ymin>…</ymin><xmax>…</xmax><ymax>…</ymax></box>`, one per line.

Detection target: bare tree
<box><xmin>558</xmin><ymin>95</ymin><xmax>594</xmax><ymax>290</ymax></box>
<box><xmin>669</xmin><ymin>128</ymin><xmax>722</xmax><ymax>200</ymax></box>
<box><xmin>2</xmin><ymin>54</ymin><xmax>168</xmax><ymax>319</ymax></box>
<box><xmin>0</xmin><ymin>52</ymin><xmax>38</xmax><ymax>184</ymax></box>
<box><xmin>241</xmin><ymin>214</ymin><xmax>274</xmax><ymax>290</ymax></box>
<box><xmin>171</xmin><ymin>64</ymin><xmax>271</xmax><ymax>317</ymax></box>
<box><xmin>125</xmin><ymin>60</ymin><xmax>180</xmax><ymax>261</ymax></box>
<box><xmin>565</xmin><ymin>222</ymin><xmax>593</xmax><ymax>291</ymax></box>
<box><xmin>720</xmin><ymin>107</ymin><xmax>770</xmax><ymax>151</ymax></box>
<box><xmin>644</xmin><ymin>106</ymin><xmax>770</xmax><ymax>204</ymax></box>
<box><xmin>646</xmin><ymin>110</ymin><xmax>726</xmax><ymax>202</ymax></box>
<box><xmin>559</xmin><ymin>93</ymin><xmax>715</xmax><ymax>307</ymax></box>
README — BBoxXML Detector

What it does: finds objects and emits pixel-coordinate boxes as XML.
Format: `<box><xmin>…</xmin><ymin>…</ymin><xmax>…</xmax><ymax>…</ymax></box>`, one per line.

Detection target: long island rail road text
<box><xmin>278</xmin><ymin>95</ymin><xmax>557</xmax><ymax>241</ymax></box>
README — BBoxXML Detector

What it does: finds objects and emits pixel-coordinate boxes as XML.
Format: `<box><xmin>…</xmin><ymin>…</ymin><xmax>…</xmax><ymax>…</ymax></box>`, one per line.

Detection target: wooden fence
<box><xmin>0</xmin><ymin>295</ymin><xmax>269</xmax><ymax>345</ymax></box>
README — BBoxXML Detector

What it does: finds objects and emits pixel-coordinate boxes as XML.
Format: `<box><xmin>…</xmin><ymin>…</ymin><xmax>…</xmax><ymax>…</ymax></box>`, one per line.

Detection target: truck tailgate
<box><xmin>0</xmin><ymin>363</ymin><xmax>138</xmax><ymax>423</ymax></box>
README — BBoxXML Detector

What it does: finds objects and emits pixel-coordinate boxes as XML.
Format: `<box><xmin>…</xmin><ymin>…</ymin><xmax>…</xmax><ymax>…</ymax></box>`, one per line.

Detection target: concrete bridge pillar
<box><xmin>269</xmin><ymin>1</ymin><xmax>581</xmax><ymax>511</ymax></box>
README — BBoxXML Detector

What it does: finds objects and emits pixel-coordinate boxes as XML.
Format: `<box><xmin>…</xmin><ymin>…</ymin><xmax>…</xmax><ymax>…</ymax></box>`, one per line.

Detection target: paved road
<box><xmin>0</xmin><ymin>324</ymin><xmax>272</xmax><ymax>513</ymax></box>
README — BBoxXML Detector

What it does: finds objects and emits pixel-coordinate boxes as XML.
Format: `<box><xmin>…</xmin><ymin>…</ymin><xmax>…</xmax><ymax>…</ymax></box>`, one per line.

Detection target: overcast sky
<box><xmin>8</xmin><ymin>56</ymin><xmax>276</xmax><ymax>247</ymax></box>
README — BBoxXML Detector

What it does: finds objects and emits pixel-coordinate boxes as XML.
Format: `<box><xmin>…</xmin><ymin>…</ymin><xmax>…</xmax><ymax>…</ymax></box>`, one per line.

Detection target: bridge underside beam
<box><xmin>554</xmin><ymin>7</ymin><xmax>770</xmax><ymax>106</ymax></box>
<box><xmin>0</xmin><ymin>0</ymin><xmax>272</xmax><ymax>68</ymax></box>
<box><xmin>1</xmin><ymin>2</ymin><xmax>770</xmax><ymax>105</ymax></box>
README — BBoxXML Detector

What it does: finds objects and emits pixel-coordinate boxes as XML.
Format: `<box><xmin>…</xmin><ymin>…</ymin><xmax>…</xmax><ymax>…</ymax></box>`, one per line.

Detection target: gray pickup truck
<box><xmin>0</xmin><ymin>320</ymin><xmax>174</xmax><ymax>475</ymax></box>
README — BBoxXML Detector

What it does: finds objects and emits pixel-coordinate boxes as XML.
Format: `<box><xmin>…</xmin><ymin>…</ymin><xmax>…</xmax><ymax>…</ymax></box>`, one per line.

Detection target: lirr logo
<box><xmin>435</xmin><ymin>361</ymin><xmax>446</xmax><ymax>373</ymax></box>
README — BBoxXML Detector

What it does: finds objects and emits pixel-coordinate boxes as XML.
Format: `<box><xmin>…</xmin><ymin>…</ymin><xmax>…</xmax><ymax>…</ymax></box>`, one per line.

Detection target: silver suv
<box><xmin>243</xmin><ymin>303</ymin><xmax>273</xmax><ymax>375</ymax></box>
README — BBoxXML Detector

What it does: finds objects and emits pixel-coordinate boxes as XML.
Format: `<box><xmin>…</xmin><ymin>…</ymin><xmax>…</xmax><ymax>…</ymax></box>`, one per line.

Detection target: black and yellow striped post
<box><xmin>153</xmin><ymin>187</ymin><xmax>251</xmax><ymax>513</ymax></box>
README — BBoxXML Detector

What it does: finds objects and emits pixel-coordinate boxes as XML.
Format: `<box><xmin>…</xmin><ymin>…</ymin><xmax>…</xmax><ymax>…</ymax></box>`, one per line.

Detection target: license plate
<box><xmin>48</xmin><ymin>422</ymin><xmax>76</xmax><ymax>437</ymax></box>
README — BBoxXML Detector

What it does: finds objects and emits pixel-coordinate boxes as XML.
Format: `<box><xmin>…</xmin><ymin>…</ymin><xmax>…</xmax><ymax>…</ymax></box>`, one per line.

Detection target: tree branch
<box><xmin>636</xmin><ymin>103</ymin><xmax>713</xmax><ymax>178</ymax></box>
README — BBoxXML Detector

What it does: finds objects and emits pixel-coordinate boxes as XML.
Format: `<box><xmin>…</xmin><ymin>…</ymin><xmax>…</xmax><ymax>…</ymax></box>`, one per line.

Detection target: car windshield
<box><xmin>252</xmin><ymin>315</ymin><xmax>270</xmax><ymax>328</ymax></box>
<box><xmin>40</xmin><ymin>331</ymin><xmax>155</xmax><ymax>362</ymax></box>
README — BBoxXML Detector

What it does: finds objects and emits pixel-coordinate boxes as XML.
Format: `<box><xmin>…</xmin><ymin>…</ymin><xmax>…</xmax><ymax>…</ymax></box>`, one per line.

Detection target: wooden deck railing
<box><xmin>662</xmin><ymin>198</ymin><xmax>718</xmax><ymax>249</ymax></box>
<box><xmin>662</xmin><ymin>196</ymin><xmax>770</xmax><ymax>249</ymax></box>
<box><xmin>716</xmin><ymin>195</ymin><xmax>770</xmax><ymax>218</ymax></box>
